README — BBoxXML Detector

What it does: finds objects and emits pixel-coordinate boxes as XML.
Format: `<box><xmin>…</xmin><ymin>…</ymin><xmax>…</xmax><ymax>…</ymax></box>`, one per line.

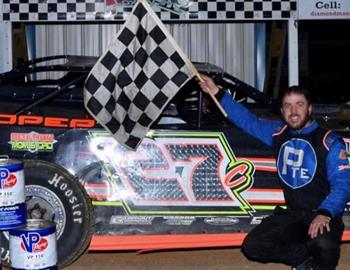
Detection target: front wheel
<box><xmin>0</xmin><ymin>159</ymin><xmax>94</xmax><ymax>268</ymax></box>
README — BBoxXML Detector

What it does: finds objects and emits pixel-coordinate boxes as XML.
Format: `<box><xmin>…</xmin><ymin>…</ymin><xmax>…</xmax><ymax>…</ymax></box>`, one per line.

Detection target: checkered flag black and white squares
<box><xmin>84</xmin><ymin>0</ymin><xmax>197</xmax><ymax>150</ymax></box>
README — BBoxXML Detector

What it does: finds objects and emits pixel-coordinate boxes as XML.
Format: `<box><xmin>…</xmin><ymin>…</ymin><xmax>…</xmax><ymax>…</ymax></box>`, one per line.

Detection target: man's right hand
<box><xmin>197</xmin><ymin>73</ymin><xmax>220</xmax><ymax>96</ymax></box>
<box><xmin>308</xmin><ymin>214</ymin><xmax>331</xmax><ymax>239</ymax></box>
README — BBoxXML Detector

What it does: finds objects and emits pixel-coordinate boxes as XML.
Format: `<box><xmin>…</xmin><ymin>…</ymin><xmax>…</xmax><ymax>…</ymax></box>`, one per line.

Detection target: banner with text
<box><xmin>298</xmin><ymin>0</ymin><xmax>350</xmax><ymax>19</ymax></box>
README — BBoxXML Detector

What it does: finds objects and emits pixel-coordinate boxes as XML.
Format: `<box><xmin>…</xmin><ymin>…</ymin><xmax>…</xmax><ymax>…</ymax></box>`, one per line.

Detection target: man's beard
<box><xmin>285</xmin><ymin>113</ymin><xmax>312</xmax><ymax>130</ymax></box>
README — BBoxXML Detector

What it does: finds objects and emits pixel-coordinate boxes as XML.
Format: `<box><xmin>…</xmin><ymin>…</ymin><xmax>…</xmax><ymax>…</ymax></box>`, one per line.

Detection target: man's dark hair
<box><xmin>281</xmin><ymin>85</ymin><xmax>312</xmax><ymax>105</ymax></box>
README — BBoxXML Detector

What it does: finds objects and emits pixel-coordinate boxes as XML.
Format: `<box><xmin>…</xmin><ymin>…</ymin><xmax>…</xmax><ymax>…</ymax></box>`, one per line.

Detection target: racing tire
<box><xmin>0</xmin><ymin>159</ymin><xmax>94</xmax><ymax>268</ymax></box>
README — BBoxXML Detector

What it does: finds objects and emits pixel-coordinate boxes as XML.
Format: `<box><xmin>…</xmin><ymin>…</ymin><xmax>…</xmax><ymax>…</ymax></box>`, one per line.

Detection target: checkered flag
<box><xmin>84</xmin><ymin>0</ymin><xmax>197</xmax><ymax>150</ymax></box>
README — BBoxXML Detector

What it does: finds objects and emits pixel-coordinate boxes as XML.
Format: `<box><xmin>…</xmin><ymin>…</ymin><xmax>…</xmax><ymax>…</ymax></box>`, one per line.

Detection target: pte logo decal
<box><xmin>277</xmin><ymin>139</ymin><xmax>317</xmax><ymax>189</ymax></box>
<box><xmin>0</xmin><ymin>168</ymin><xmax>17</xmax><ymax>189</ymax></box>
<box><xmin>20</xmin><ymin>232</ymin><xmax>48</xmax><ymax>253</ymax></box>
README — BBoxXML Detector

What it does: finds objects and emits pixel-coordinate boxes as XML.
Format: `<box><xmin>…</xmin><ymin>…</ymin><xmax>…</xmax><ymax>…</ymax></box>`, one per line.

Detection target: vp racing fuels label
<box><xmin>0</xmin><ymin>158</ymin><xmax>26</xmax><ymax>230</ymax></box>
<box><xmin>9</xmin><ymin>219</ymin><xmax>57</xmax><ymax>270</ymax></box>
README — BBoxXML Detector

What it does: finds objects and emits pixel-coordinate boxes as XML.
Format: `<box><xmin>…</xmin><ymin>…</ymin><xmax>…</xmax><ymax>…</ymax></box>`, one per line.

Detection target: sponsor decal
<box><xmin>164</xmin><ymin>216</ymin><xmax>195</xmax><ymax>226</ymax></box>
<box><xmin>110</xmin><ymin>215</ymin><xmax>154</xmax><ymax>225</ymax></box>
<box><xmin>344</xmin><ymin>138</ymin><xmax>350</xmax><ymax>164</ymax></box>
<box><xmin>20</xmin><ymin>233</ymin><xmax>48</xmax><ymax>253</ymax></box>
<box><xmin>0</xmin><ymin>168</ymin><xmax>17</xmax><ymax>189</ymax></box>
<box><xmin>277</xmin><ymin>139</ymin><xmax>317</xmax><ymax>189</ymax></box>
<box><xmin>338</xmin><ymin>165</ymin><xmax>350</xmax><ymax>171</ymax></box>
<box><xmin>250</xmin><ymin>216</ymin><xmax>268</xmax><ymax>225</ymax></box>
<box><xmin>339</xmin><ymin>138</ymin><xmax>350</xmax><ymax>170</ymax></box>
<box><xmin>299</xmin><ymin>0</ymin><xmax>350</xmax><ymax>19</ymax></box>
<box><xmin>204</xmin><ymin>217</ymin><xmax>239</xmax><ymax>226</ymax></box>
<box><xmin>9</xmin><ymin>132</ymin><xmax>57</xmax><ymax>153</ymax></box>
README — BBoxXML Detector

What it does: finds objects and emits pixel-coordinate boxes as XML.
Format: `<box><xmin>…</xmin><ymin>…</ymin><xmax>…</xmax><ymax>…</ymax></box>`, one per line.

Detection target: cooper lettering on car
<box><xmin>0</xmin><ymin>114</ymin><xmax>16</xmax><ymax>125</ymax></box>
<box><xmin>18</xmin><ymin>115</ymin><xmax>43</xmax><ymax>125</ymax></box>
<box><xmin>70</xmin><ymin>119</ymin><xmax>95</xmax><ymax>128</ymax></box>
<box><xmin>0</xmin><ymin>114</ymin><xmax>96</xmax><ymax>128</ymax></box>
<box><xmin>44</xmin><ymin>117</ymin><xmax>69</xmax><ymax>127</ymax></box>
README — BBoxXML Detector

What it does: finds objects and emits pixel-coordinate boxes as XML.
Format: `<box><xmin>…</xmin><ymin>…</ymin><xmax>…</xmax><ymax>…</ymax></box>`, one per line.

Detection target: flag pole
<box><xmin>196</xmin><ymin>74</ymin><xmax>228</xmax><ymax>118</ymax></box>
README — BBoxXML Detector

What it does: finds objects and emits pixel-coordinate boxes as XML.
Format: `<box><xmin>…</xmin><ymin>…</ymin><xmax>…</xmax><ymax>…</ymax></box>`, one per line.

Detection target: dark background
<box><xmin>10</xmin><ymin>20</ymin><xmax>350</xmax><ymax>105</ymax></box>
<box><xmin>265</xmin><ymin>20</ymin><xmax>350</xmax><ymax>104</ymax></box>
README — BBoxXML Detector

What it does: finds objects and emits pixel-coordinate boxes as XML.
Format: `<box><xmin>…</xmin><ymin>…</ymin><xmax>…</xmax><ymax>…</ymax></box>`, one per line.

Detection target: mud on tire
<box><xmin>0</xmin><ymin>159</ymin><xmax>94</xmax><ymax>268</ymax></box>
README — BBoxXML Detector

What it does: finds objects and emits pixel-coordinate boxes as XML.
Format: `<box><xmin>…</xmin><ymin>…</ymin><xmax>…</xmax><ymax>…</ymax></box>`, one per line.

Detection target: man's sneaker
<box><xmin>291</xmin><ymin>257</ymin><xmax>313</xmax><ymax>270</ymax></box>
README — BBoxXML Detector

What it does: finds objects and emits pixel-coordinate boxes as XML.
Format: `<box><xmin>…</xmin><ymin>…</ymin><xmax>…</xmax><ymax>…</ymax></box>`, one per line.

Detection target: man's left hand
<box><xmin>308</xmin><ymin>214</ymin><xmax>331</xmax><ymax>239</ymax></box>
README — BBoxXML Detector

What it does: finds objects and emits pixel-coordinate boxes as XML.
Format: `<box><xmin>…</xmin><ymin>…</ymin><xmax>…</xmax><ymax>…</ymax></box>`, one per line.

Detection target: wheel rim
<box><xmin>25</xmin><ymin>185</ymin><xmax>66</xmax><ymax>238</ymax></box>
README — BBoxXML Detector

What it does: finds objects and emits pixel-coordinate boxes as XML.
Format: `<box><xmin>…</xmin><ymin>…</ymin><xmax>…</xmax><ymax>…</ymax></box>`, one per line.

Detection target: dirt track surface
<box><xmin>64</xmin><ymin>243</ymin><xmax>350</xmax><ymax>270</ymax></box>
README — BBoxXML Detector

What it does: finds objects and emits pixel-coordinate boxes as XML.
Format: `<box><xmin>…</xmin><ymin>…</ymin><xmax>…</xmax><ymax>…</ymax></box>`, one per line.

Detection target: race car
<box><xmin>0</xmin><ymin>55</ymin><xmax>349</xmax><ymax>268</ymax></box>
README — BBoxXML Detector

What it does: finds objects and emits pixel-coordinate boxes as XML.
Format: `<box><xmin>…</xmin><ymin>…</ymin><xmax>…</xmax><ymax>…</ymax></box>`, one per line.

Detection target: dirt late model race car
<box><xmin>0</xmin><ymin>55</ymin><xmax>350</xmax><ymax>268</ymax></box>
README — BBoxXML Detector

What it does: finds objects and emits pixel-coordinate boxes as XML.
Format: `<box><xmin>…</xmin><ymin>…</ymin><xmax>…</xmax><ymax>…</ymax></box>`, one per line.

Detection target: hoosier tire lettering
<box><xmin>48</xmin><ymin>173</ymin><xmax>83</xmax><ymax>224</ymax></box>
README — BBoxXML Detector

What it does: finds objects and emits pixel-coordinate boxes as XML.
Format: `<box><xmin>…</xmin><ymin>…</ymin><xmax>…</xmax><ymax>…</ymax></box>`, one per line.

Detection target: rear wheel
<box><xmin>0</xmin><ymin>159</ymin><xmax>94</xmax><ymax>268</ymax></box>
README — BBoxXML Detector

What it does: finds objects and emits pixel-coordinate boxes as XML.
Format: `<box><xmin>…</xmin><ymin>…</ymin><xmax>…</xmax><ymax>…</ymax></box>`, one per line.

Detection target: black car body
<box><xmin>1</xmin><ymin>55</ymin><xmax>350</xmax><ymax>267</ymax></box>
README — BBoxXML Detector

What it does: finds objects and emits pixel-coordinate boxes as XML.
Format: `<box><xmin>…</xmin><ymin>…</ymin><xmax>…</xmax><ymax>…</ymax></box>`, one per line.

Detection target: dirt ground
<box><xmin>64</xmin><ymin>243</ymin><xmax>350</xmax><ymax>270</ymax></box>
